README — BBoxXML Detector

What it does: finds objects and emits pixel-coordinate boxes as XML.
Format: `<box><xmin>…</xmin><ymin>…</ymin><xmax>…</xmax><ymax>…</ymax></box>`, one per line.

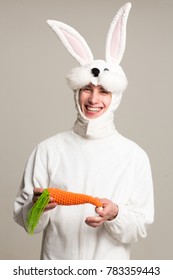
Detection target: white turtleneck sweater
<box><xmin>14</xmin><ymin>92</ymin><xmax>154</xmax><ymax>260</ymax></box>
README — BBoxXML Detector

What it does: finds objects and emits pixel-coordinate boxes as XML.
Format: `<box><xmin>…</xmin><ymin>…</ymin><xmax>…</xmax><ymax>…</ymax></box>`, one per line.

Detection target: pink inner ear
<box><xmin>110</xmin><ymin>18</ymin><xmax>121</xmax><ymax>60</ymax></box>
<box><xmin>62</xmin><ymin>29</ymin><xmax>90</xmax><ymax>62</ymax></box>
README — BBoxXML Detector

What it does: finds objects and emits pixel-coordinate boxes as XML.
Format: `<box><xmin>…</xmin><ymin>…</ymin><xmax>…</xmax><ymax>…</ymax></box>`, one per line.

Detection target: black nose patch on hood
<box><xmin>91</xmin><ymin>68</ymin><xmax>100</xmax><ymax>77</ymax></box>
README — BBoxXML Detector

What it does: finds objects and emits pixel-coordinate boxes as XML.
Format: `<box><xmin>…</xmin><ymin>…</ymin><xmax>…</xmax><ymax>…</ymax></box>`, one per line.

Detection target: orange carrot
<box><xmin>48</xmin><ymin>188</ymin><xmax>103</xmax><ymax>207</ymax></box>
<box><xmin>26</xmin><ymin>188</ymin><xmax>102</xmax><ymax>234</ymax></box>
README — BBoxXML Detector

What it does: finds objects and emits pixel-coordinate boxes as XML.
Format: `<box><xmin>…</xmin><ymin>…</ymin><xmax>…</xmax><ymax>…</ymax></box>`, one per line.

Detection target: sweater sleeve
<box><xmin>104</xmin><ymin>152</ymin><xmax>154</xmax><ymax>244</ymax></box>
<box><xmin>13</xmin><ymin>143</ymin><xmax>51</xmax><ymax>234</ymax></box>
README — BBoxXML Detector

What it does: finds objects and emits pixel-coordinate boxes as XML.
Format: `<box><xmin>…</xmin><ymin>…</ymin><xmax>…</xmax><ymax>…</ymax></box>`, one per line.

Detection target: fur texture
<box><xmin>47</xmin><ymin>3</ymin><xmax>131</xmax><ymax>95</ymax></box>
<box><xmin>66</xmin><ymin>60</ymin><xmax>128</xmax><ymax>94</ymax></box>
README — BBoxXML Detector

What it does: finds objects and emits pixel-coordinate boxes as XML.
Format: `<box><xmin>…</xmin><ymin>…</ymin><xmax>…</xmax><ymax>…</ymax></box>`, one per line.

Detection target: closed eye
<box><xmin>99</xmin><ymin>88</ymin><xmax>110</xmax><ymax>94</ymax></box>
<box><xmin>81</xmin><ymin>86</ymin><xmax>92</xmax><ymax>92</ymax></box>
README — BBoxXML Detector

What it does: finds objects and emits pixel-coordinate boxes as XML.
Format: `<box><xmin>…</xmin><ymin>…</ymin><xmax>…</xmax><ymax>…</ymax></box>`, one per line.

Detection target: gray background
<box><xmin>0</xmin><ymin>0</ymin><xmax>172</xmax><ymax>259</ymax></box>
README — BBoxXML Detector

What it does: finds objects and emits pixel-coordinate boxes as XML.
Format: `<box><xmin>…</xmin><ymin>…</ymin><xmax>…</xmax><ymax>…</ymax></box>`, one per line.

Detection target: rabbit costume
<box><xmin>47</xmin><ymin>3</ymin><xmax>129</xmax><ymax>139</ymax></box>
<box><xmin>14</xmin><ymin>3</ymin><xmax>154</xmax><ymax>260</ymax></box>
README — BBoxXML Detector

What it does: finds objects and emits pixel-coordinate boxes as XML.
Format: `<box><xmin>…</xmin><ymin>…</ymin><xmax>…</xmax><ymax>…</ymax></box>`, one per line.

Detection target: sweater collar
<box><xmin>73</xmin><ymin>91</ymin><xmax>122</xmax><ymax>140</ymax></box>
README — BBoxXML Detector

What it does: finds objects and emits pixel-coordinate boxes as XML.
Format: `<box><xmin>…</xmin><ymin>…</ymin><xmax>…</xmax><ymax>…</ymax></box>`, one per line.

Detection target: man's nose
<box><xmin>88</xmin><ymin>91</ymin><xmax>99</xmax><ymax>104</ymax></box>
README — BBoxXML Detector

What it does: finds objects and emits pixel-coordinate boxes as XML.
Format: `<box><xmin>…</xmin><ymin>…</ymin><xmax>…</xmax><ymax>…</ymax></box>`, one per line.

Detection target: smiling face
<box><xmin>79</xmin><ymin>84</ymin><xmax>112</xmax><ymax>119</ymax></box>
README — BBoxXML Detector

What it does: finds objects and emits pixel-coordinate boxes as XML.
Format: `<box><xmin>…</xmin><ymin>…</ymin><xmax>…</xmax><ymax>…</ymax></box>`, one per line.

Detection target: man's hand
<box><xmin>33</xmin><ymin>188</ymin><xmax>57</xmax><ymax>212</ymax></box>
<box><xmin>85</xmin><ymin>198</ymin><xmax>119</xmax><ymax>228</ymax></box>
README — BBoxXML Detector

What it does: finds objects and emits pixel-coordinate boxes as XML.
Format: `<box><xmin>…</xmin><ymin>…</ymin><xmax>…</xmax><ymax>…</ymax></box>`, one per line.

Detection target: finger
<box><xmin>33</xmin><ymin>196</ymin><xmax>39</xmax><ymax>203</ymax></box>
<box><xmin>85</xmin><ymin>219</ymin><xmax>104</xmax><ymax>228</ymax></box>
<box><xmin>95</xmin><ymin>207</ymin><xmax>104</xmax><ymax>216</ymax></box>
<box><xmin>96</xmin><ymin>197</ymin><xmax>109</xmax><ymax>205</ymax></box>
<box><xmin>33</xmin><ymin>195</ymin><xmax>54</xmax><ymax>204</ymax></box>
<box><xmin>33</xmin><ymin>188</ymin><xmax>44</xmax><ymax>195</ymax></box>
<box><xmin>85</xmin><ymin>216</ymin><xmax>103</xmax><ymax>224</ymax></box>
<box><xmin>44</xmin><ymin>202</ymin><xmax>57</xmax><ymax>212</ymax></box>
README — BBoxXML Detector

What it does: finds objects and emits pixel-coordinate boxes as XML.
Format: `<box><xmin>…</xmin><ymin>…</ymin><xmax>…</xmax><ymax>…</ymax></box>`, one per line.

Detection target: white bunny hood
<box><xmin>66</xmin><ymin>59</ymin><xmax>127</xmax><ymax>95</ymax></box>
<box><xmin>72</xmin><ymin>88</ymin><xmax>122</xmax><ymax>139</ymax></box>
<box><xmin>47</xmin><ymin>3</ymin><xmax>131</xmax><ymax>139</ymax></box>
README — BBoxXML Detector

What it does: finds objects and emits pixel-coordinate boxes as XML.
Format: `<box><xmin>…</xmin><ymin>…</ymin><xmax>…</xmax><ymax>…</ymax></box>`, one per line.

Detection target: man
<box><xmin>14</xmin><ymin>3</ymin><xmax>154</xmax><ymax>259</ymax></box>
<box><xmin>32</xmin><ymin>83</ymin><xmax>119</xmax><ymax>226</ymax></box>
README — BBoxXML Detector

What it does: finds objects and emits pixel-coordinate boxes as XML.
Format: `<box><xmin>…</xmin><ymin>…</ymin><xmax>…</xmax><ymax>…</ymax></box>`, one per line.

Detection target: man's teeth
<box><xmin>86</xmin><ymin>106</ymin><xmax>101</xmax><ymax>112</ymax></box>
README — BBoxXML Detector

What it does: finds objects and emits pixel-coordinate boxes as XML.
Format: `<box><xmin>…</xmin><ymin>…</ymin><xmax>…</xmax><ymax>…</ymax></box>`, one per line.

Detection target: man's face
<box><xmin>79</xmin><ymin>84</ymin><xmax>112</xmax><ymax>119</ymax></box>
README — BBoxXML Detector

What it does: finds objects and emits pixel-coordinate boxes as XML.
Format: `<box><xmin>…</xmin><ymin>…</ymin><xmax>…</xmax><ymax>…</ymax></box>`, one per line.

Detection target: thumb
<box><xmin>96</xmin><ymin>206</ymin><xmax>104</xmax><ymax>216</ymax></box>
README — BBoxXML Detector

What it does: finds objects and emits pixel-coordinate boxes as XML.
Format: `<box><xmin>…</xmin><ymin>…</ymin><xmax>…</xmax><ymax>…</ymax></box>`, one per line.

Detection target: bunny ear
<box><xmin>47</xmin><ymin>20</ymin><xmax>94</xmax><ymax>65</ymax></box>
<box><xmin>105</xmin><ymin>2</ymin><xmax>132</xmax><ymax>65</ymax></box>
